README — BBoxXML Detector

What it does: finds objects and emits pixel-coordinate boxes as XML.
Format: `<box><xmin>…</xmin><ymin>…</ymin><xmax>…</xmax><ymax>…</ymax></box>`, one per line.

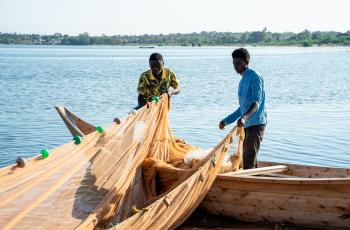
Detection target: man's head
<box><xmin>232</xmin><ymin>48</ymin><xmax>250</xmax><ymax>74</ymax></box>
<box><xmin>149</xmin><ymin>53</ymin><xmax>164</xmax><ymax>76</ymax></box>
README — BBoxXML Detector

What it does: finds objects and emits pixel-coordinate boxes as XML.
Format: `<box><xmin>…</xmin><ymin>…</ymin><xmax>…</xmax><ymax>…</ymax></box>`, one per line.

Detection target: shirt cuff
<box><xmin>255</xmin><ymin>102</ymin><xmax>260</xmax><ymax>109</ymax></box>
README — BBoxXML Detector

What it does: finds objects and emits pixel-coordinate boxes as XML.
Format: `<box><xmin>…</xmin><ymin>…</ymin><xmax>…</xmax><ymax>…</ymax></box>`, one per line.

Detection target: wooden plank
<box><xmin>217</xmin><ymin>175</ymin><xmax>350</xmax><ymax>184</ymax></box>
<box><xmin>218</xmin><ymin>165</ymin><xmax>288</xmax><ymax>178</ymax></box>
<box><xmin>205</xmin><ymin>187</ymin><xmax>350</xmax><ymax>214</ymax></box>
<box><xmin>200</xmin><ymin>202</ymin><xmax>350</xmax><ymax>230</ymax></box>
<box><xmin>212</xmin><ymin>179</ymin><xmax>350</xmax><ymax>198</ymax></box>
<box><xmin>55</xmin><ymin>106</ymin><xmax>85</xmax><ymax>137</ymax></box>
<box><xmin>288</xmin><ymin>164</ymin><xmax>350</xmax><ymax>179</ymax></box>
<box><xmin>224</xmin><ymin>175</ymin><xmax>350</xmax><ymax>184</ymax></box>
<box><xmin>216</xmin><ymin>163</ymin><xmax>350</xmax><ymax>185</ymax></box>
<box><xmin>259</xmin><ymin>161</ymin><xmax>350</xmax><ymax>178</ymax></box>
<box><xmin>54</xmin><ymin>106</ymin><xmax>96</xmax><ymax>137</ymax></box>
<box><xmin>264</xmin><ymin>173</ymin><xmax>298</xmax><ymax>178</ymax></box>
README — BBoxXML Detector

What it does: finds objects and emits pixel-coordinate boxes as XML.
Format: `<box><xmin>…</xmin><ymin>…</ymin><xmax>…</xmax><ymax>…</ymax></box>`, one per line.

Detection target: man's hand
<box><xmin>237</xmin><ymin>116</ymin><xmax>246</xmax><ymax>127</ymax></box>
<box><xmin>169</xmin><ymin>86</ymin><xmax>180</xmax><ymax>97</ymax></box>
<box><xmin>219</xmin><ymin>120</ymin><xmax>225</xmax><ymax>130</ymax></box>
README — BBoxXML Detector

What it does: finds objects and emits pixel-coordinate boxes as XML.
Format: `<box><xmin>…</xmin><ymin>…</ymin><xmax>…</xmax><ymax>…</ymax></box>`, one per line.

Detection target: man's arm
<box><xmin>168</xmin><ymin>70</ymin><xmax>180</xmax><ymax>97</ymax></box>
<box><xmin>237</xmin><ymin>102</ymin><xmax>258</xmax><ymax>126</ymax></box>
<box><xmin>137</xmin><ymin>73</ymin><xmax>149</xmax><ymax>97</ymax></box>
<box><xmin>219</xmin><ymin>107</ymin><xmax>241</xmax><ymax>129</ymax></box>
<box><xmin>237</xmin><ymin>75</ymin><xmax>263</xmax><ymax>127</ymax></box>
<box><xmin>169</xmin><ymin>85</ymin><xmax>180</xmax><ymax>96</ymax></box>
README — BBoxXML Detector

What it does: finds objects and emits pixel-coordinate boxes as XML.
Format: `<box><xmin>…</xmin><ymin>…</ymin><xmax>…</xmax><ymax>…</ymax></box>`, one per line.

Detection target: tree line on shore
<box><xmin>1</xmin><ymin>29</ymin><xmax>349</xmax><ymax>46</ymax></box>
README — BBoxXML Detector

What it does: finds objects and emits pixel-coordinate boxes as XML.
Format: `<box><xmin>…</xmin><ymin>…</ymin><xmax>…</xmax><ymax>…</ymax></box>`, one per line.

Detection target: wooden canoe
<box><xmin>201</xmin><ymin>161</ymin><xmax>350</xmax><ymax>230</ymax></box>
<box><xmin>0</xmin><ymin>98</ymin><xmax>243</xmax><ymax>230</ymax></box>
<box><xmin>55</xmin><ymin>106</ymin><xmax>350</xmax><ymax>229</ymax></box>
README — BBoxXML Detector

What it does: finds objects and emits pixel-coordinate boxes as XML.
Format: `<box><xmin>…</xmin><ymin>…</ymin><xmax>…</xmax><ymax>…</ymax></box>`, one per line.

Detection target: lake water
<box><xmin>0</xmin><ymin>45</ymin><xmax>349</xmax><ymax>168</ymax></box>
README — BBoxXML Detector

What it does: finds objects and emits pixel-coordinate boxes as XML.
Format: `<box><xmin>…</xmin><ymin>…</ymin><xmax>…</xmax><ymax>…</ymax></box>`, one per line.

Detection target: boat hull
<box><xmin>53</xmin><ymin>106</ymin><xmax>350</xmax><ymax>229</ymax></box>
<box><xmin>201</xmin><ymin>162</ymin><xmax>350</xmax><ymax>229</ymax></box>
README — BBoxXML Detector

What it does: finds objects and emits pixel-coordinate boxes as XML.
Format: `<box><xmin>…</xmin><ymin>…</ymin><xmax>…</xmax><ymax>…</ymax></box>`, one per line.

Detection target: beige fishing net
<box><xmin>0</xmin><ymin>95</ymin><xmax>243</xmax><ymax>230</ymax></box>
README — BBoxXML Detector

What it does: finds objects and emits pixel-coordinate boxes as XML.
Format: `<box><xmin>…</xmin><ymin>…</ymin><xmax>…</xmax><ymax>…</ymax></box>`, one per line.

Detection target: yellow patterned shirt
<box><xmin>137</xmin><ymin>68</ymin><xmax>179</xmax><ymax>101</ymax></box>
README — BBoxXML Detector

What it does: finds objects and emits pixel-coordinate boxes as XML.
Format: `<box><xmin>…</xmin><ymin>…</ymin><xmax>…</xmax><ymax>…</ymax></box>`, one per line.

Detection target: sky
<box><xmin>0</xmin><ymin>0</ymin><xmax>349</xmax><ymax>36</ymax></box>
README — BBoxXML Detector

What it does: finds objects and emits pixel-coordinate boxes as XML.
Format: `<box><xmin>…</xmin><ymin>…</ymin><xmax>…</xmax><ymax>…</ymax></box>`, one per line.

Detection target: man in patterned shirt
<box><xmin>135</xmin><ymin>53</ymin><xmax>180</xmax><ymax>109</ymax></box>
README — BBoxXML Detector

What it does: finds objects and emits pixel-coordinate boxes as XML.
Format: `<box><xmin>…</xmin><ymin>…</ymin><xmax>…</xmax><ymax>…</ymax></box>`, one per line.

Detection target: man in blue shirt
<box><xmin>219</xmin><ymin>48</ymin><xmax>267</xmax><ymax>169</ymax></box>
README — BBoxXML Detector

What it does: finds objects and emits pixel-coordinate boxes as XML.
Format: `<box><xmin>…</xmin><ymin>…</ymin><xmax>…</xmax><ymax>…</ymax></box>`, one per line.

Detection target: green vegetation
<box><xmin>1</xmin><ymin>29</ymin><xmax>350</xmax><ymax>46</ymax></box>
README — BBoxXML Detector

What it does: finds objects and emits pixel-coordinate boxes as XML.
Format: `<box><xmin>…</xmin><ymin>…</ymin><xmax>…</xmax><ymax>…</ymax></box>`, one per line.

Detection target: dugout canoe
<box><xmin>0</xmin><ymin>96</ymin><xmax>243</xmax><ymax>230</ymax></box>
<box><xmin>55</xmin><ymin>105</ymin><xmax>350</xmax><ymax>229</ymax></box>
<box><xmin>201</xmin><ymin>161</ymin><xmax>350</xmax><ymax>230</ymax></box>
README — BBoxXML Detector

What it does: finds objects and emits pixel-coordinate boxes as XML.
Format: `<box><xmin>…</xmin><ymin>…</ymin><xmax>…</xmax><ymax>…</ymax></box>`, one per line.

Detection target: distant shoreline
<box><xmin>1</xmin><ymin>30</ymin><xmax>349</xmax><ymax>47</ymax></box>
<box><xmin>0</xmin><ymin>44</ymin><xmax>349</xmax><ymax>48</ymax></box>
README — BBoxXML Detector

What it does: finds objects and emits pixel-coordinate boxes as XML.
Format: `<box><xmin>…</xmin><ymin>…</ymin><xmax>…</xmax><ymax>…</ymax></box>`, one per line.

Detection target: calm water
<box><xmin>0</xmin><ymin>45</ymin><xmax>349</xmax><ymax>168</ymax></box>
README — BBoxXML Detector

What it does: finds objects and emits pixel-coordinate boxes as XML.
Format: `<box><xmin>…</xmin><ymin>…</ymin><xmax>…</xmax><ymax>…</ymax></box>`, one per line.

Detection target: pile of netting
<box><xmin>0</xmin><ymin>95</ymin><xmax>243</xmax><ymax>230</ymax></box>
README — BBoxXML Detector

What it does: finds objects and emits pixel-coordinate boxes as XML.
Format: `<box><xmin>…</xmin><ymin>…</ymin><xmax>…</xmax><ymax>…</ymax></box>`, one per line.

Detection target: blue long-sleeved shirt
<box><xmin>222</xmin><ymin>67</ymin><xmax>267</xmax><ymax>128</ymax></box>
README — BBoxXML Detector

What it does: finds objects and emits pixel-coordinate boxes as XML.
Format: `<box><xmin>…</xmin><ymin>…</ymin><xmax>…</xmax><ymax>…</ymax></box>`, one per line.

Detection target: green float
<box><xmin>152</xmin><ymin>96</ymin><xmax>160</xmax><ymax>102</ymax></box>
<box><xmin>40</xmin><ymin>149</ymin><xmax>49</xmax><ymax>159</ymax></box>
<box><xmin>96</xmin><ymin>126</ymin><xmax>104</xmax><ymax>134</ymax></box>
<box><xmin>73</xmin><ymin>135</ymin><xmax>81</xmax><ymax>145</ymax></box>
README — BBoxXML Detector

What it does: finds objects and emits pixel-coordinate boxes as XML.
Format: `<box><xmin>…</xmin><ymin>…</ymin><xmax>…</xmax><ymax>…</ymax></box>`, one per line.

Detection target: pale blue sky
<box><xmin>0</xmin><ymin>0</ymin><xmax>349</xmax><ymax>35</ymax></box>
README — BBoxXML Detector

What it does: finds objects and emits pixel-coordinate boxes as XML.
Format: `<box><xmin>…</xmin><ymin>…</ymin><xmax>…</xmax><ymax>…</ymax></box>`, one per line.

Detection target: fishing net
<box><xmin>0</xmin><ymin>95</ymin><xmax>243</xmax><ymax>230</ymax></box>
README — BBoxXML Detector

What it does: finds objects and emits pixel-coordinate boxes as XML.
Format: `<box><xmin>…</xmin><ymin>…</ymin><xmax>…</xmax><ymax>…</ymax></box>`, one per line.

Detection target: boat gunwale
<box><xmin>217</xmin><ymin>160</ymin><xmax>350</xmax><ymax>185</ymax></box>
<box><xmin>217</xmin><ymin>174</ymin><xmax>350</xmax><ymax>184</ymax></box>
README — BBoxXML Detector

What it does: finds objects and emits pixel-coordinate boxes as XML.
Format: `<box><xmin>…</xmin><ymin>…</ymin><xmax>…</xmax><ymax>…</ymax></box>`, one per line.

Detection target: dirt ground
<box><xmin>178</xmin><ymin>210</ymin><xmax>314</xmax><ymax>230</ymax></box>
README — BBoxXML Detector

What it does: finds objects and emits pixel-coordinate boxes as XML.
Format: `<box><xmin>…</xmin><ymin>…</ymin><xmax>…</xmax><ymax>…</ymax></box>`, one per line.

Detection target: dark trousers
<box><xmin>243</xmin><ymin>124</ymin><xmax>266</xmax><ymax>169</ymax></box>
<box><xmin>134</xmin><ymin>94</ymin><xmax>147</xmax><ymax>110</ymax></box>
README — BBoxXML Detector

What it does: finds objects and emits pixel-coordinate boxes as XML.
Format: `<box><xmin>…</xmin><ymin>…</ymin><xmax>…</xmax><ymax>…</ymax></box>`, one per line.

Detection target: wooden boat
<box><xmin>201</xmin><ymin>162</ymin><xmax>350</xmax><ymax>230</ymax></box>
<box><xmin>0</xmin><ymin>97</ymin><xmax>243</xmax><ymax>230</ymax></box>
<box><xmin>56</xmin><ymin>106</ymin><xmax>350</xmax><ymax>230</ymax></box>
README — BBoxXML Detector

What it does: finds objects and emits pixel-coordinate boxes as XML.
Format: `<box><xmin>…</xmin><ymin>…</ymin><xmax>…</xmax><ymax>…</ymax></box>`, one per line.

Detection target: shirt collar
<box><xmin>242</xmin><ymin>67</ymin><xmax>250</xmax><ymax>78</ymax></box>
<box><xmin>149</xmin><ymin>69</ymin><xmax>166</xmax><ymax>81</ymax></box>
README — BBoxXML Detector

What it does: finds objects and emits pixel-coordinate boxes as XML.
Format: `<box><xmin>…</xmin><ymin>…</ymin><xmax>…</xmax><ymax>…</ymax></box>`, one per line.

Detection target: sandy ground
<box><xmin>177</xmin><ymin>210</ymin><xmax>314</xmax><ymax>230</ymax></box>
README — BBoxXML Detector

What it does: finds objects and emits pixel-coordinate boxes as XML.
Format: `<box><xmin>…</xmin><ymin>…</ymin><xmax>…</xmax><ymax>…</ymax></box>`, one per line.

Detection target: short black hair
<box><xmin>149</xmin><ymin>53</ymin><xmax>163</xmax><ymax>62</ymax></box>
<box><xmin>232</xmin><ymin>48</ymin><xmax>250</xmax><ymax>64</ymax></box>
